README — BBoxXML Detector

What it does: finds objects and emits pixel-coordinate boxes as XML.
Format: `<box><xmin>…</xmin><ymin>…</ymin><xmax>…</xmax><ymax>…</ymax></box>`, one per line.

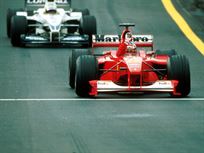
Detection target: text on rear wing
<box><xmin>26</xmin><ymin>0</ymin><xmax>69</xmax><ymax>4</ymax></box>
<box><xmin>92</xmin><ymin>35</ymin><xmax>153</xmax><ymax>43</ymax></box>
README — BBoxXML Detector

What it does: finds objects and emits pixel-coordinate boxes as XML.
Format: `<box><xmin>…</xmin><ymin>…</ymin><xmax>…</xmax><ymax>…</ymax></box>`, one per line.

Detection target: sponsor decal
<box><xmin>97</xmin><ymin>81</ymin><xmax>111</xmax><ymax>86</ymax></box>
<box><xmin>124</xmin><ymin>56</ymin><xmax>142</xmax><ymax>72</ymax></box>
<box><xmin>26</xmin><ymin>0</ymin><xmax>68</xmax><ymax>4</ymax></box>
<box><xmin>158</xmin><ymin>81</ymin><xmax>170</xmax><ymax>85</ymax></box>
<box><xmin>94</xmin><ymin>35</ymin><xmax>120</xmax><ymax>42</ymax></box>
<box><xmin>98</xmin><ymin>82</ymin><xmax>107</xmax><ymax>85</ymax></box>
<box><xmin>93</xmin><ymin>35</ymin><xmax>152</xmax><ymax>43</ymax></box>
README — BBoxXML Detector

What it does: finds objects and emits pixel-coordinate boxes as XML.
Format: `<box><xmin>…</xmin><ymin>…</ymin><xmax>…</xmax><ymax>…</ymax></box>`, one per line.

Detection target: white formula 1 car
<box><xmin>7</xmin><ymin>0</ymin><xmax>97</xmax><ymax>47</ymax></box>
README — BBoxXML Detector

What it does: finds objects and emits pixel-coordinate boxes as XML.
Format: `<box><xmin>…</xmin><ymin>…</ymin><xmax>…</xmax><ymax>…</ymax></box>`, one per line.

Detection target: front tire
<box><xmin>10</xmin><ymin>16</ymin><xmax>27</xmax><ymax>47</ymax></box>
<box><xmin>167</xmin><ymin>55</ymin><xmax>191</xmax><ymax>97</ymax></box>
<box><xmin>69</xmin><ymin>49</ymin><xmax>91</xmax><ymax>88</ymax></box>
<box><xmin>75</xmin><ymin>55</ymin><xmax>98</xmax><ymax>97</ymax></box>
<box><xmin>80</xmin><ymin>15</ymin><xmax>97</xmax><ymax>47</ymax></box>
<box><xmin>7</xmin><ymin>8</ymin><xmax>24</xmax><ymax>38</ymax></box>
<box><xmin>7</xmin><ymin>9</ymin><xmax>16</xmax><ymax>38</ymax></box>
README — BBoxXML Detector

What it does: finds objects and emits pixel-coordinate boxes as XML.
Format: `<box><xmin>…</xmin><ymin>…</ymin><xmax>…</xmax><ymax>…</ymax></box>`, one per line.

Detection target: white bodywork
<box><xmin>17</xmin><ymin>8</ymin><xmax>82</xmax><ymax>30</ymax></box>
<box><xmin>16</xmin><ymin>6</ymin><xmax>82</xmax><ymax>42</ymax></box>
<box><xmin>30</xmin><ymin>8</ymin><xmax>81</xmax><ymax>26</ymax></box>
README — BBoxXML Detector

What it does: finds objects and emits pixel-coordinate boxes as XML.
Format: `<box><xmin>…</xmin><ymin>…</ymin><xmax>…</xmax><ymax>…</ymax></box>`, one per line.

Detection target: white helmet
<box><xmin>45</xmin><ymin>0</ymin><xmax>57</xmax><ymax>13</ymax></box>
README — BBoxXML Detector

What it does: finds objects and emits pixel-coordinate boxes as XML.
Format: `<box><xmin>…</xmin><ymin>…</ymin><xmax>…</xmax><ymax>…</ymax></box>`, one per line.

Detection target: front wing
<box><xmin>89</xmin><ymin>80</ymin><xmax>180</xmax><ymax>96</ymax></box>
<box><xmin>20</xmin><ymin>34</ymin><xmax>90</xmax><ymax>47</ymax></box>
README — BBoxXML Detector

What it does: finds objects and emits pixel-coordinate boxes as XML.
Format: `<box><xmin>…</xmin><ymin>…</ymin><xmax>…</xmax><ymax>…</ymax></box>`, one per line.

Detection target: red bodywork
<box><xmin>89</xmin><ymin>28</ymin><xmax>180</xmax><ymax>96</ymax></box>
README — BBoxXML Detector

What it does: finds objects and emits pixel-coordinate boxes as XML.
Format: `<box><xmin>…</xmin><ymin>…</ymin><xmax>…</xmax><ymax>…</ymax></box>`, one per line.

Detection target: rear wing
<box><xmin>92</xmin><ymin>34</ymin><xmax>153</xmax><ymax>49</ymax></box>
<box><xmin>25</xmin><ymin>0</ymin><xmax>71</xmax><ymax>10</ymax></box>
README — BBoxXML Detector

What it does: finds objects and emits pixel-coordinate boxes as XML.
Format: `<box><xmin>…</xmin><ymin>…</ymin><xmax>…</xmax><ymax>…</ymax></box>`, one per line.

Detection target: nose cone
<box><xmin>46</xmin><ymin>14</ymin><xmax>62</xmax><ymax>31</ymax></box>
<box><xmin>124</xmin><ymin>56</ymin><xmax>143</xmax><ymax>74</ymax></box>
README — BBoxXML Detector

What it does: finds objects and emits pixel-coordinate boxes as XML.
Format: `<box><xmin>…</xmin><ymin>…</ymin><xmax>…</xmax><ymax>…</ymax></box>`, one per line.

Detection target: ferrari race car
<box><xmin>7</xmin><ymin>0</ymin><xmax>97</xmax><ymax>47</ymax></box>
<box><xmin>69</xmin><ymin>23</ymin><xmax>191</xmax><ymax>97</ymax></box>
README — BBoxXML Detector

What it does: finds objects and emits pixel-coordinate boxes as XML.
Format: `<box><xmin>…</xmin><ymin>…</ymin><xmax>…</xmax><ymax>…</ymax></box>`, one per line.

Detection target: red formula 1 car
<box><xmin>69</xmin><ymin>23</ymin><xmax>190</xmax><ymax>97</ymax></box>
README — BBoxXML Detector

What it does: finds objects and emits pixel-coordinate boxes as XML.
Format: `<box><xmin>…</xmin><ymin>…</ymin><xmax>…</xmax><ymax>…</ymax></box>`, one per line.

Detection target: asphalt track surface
<box><xmin>0</xmin><ymin>0</ymin><xmax>204</xmax><ymax>153</ymax></box>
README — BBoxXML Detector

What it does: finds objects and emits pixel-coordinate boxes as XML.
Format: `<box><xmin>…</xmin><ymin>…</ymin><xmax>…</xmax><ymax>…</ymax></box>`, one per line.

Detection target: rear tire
<box><xmin>69</xmin><ymin>49</ymin><xmax>91</xmax><ymax>88</ymax></box>
<box><xmin>10</xmin><ymin>16</ymin><xmax>27</xmax><ymax>47</ymax></box>
<box><xmin>75</xmin><ymin>55</ymin><xmax>98</xmax><ymax>97</ymax></box>
<box><xmin>167</xmin><ymin>55</ymin><xmax>190</xmax><ymax>97</ymax></box>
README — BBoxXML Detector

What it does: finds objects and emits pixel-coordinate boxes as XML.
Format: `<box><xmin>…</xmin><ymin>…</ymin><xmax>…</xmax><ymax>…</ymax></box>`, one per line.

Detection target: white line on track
<box><xmin>0</xmin><ymin>98</ymin><xmax>204</xmax><ymax>101</ymax></box>
<box><xmin>114</xmin><ymin>113</ymin><xmax>153</xmax><ymax>118</ymax></box>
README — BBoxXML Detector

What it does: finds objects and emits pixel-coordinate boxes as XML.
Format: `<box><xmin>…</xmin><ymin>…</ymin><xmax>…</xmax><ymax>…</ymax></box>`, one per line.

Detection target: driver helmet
<box><xmin>127</xmin><ymin>42</ymin><xmax>137</xmax><ymax>53</ymax></box>
<box><xmin>125</xmin><ymin>32</ymin><xmax>133</xmax><ymax>42</ymax></box>
<box><xmin>125</xmin><ymin>32</ymin><xmax>137</xmax><ymax>53</ymax></box>
<box><xmin>45</xmin><ymin>0</ymin><xmax>57</xmax><ymax>13</ymax></box>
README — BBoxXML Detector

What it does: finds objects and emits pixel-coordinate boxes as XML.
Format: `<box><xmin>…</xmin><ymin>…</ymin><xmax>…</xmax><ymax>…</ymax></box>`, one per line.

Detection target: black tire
<box><xmin>7</xmin><ymin>8</ymin><xmax>24</xmax><ymax>38</ymax></box>
<box><xmin>81</xmin><ymin>9</ymin><xmax>90</xmax><ymax>16</ymax></box>
<box><xmin>155</xmin><ymin>49</ymin><xmax>177</xmax><ymax>57</ymax></box>
<box><xmin>7</xmin><ymin>9</ymin><xmax>16</xmax><ymax>38</ymax></box>
<box><xmin>7</xmin><ymin>9</ymin><xmax>15</xmax><ymax>38</ymax></box>
<box><xmin>69</xmin><ymin>49</ymin><xmax>92</xmax><ymax>88</ymax></box>
<box><xmin>81</xmin><ymin>15</ymin><xmax>97</xmax><ymax>35</ymax></box>
<box><xmin>73</xmin><ymin>8</ymin><xmax>90</xmax><ymax>15</ymax></box>
<box><xmin>167</xmin><ymin>55</ymin><xmax>191</xmax><ymax>97</ymax></box>
<box><xmin>75</xmin><ymin>55</ymin><xmax>98</xmax><ymax>97</ymax></box>
<box><xmin>10</xmin><ymin>16</ymin><xmax>27</xmax><ymax>47</ymax></box>
<box><xmin>80</xmin><ymin>15</ymin><xmax>97</xmax><ymax>47</ymax></box>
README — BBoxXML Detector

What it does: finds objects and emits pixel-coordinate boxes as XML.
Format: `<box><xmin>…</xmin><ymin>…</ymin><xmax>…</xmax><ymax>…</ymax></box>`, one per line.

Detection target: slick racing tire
<box><xmin>155</xmin><ymin>49</ymin><xmax>177</xmax><ymax>57</ymax></box>
<box><xmin>81</xmin><ymin>9</ymin><xmax>90</xmax><ymax>16</ymax></box>
<box><xmin>69</xmin><ymin>49</ymin><xmax>92</xmax><ymax>89</ymax></box>
<box><xmin>73</xmin><ymin>8</ymin><xmax>90</xmax><ymax>16</ymax></box>
<box><xmin>81</xmin><ymin>15</ymin><xmax>97</xmax><ymax>35</ymax></box>
<box><xmin>80</xmin><ymin>15</ymin><xmax>97</xmax><ymax>47</ymax></box>
<box><xmin>10</xmin><ymin>16</ymin><xmax>27</xmax><ymax>47</ymax></box>
<box><xmin>75</xmin><ymin>55</ymin><xmax>98</xmax><ymax>97</ymax></box>
<box><xmin>167</xmin><ymin>55</ymin><xmax>191</xmax><ymax>97</ymax></box>
<box><xmin>7</xmin><ymin>8</ymin><xmax>23</xmax><ymax>38</ymax></box>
